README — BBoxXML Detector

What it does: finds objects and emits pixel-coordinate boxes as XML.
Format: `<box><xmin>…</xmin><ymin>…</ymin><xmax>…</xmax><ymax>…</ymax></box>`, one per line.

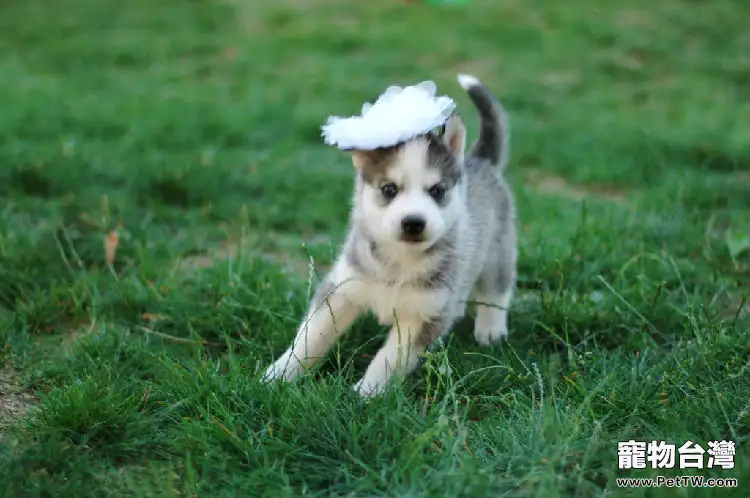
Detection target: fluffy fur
<box><xmin>264</xmin><ymin>74</ymin><xmax>517</xmax><ymax>396</ymax></box>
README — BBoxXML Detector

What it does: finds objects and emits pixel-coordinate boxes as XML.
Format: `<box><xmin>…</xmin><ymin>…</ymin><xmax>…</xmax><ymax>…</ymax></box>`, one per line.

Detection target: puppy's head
<box><xmin>349</xmin><ymin>115</ymin><xmax>467</xmax><ymax>251</ymax></box>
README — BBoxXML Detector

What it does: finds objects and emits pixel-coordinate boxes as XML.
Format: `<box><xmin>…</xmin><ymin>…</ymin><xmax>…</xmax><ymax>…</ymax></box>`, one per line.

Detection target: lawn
<box><xmin>1</xmin><ymin>0</ymin><xmax>749</xmax><ymax>496</ymax></box>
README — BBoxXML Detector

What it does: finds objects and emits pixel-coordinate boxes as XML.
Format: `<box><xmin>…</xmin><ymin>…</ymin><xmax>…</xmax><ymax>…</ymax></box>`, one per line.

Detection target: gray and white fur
<box><xmin>264</xmin><ymin>74</ymin><xmax>517</xmax><ymax>396</ymax></box>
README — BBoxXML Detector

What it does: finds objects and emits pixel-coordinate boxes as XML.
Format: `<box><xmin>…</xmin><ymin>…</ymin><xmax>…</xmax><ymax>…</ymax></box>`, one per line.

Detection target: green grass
<box><xmin>1</xmin><ymin>0</ymin><xmax>749</xmax><ymax>496</ymax></box>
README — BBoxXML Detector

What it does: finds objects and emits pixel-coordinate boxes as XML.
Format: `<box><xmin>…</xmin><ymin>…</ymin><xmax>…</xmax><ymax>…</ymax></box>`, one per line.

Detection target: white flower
<box><xmin>321</xmin><ymin>80</ymin><xmax>456</xmax><ymax>150</ymax></box>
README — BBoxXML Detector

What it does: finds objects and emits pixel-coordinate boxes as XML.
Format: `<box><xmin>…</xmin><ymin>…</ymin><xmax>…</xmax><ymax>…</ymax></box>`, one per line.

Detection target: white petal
<box><xmin>321</xmin><ymin>79</ymin><xmax>456</xmax><ymax>150</ymax></box>
<box><xmin>415</xmin><ymin>80</ymin><xmax>437</xmax><ymax>96</ymax></box>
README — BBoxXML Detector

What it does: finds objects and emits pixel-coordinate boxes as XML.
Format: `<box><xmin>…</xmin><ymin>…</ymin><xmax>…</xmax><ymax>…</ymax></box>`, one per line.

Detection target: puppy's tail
<box><xmin>457</xmin><ymin>74</ymin><xmax>510</xmax><ymax>171</ymax></box>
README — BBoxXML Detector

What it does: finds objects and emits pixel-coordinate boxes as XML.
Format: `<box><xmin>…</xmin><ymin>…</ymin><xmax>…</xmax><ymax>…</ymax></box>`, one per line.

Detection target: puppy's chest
<box><xmin>349</xmin><ymin>278</ymin><xmax>450</xmax><ymax>325</ymax></box>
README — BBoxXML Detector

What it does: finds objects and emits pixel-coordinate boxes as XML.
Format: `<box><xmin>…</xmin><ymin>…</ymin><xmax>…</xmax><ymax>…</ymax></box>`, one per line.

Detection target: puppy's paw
<box><xmin>473</xmin><ymin>305</ymin><xmax>509</xmax><ymax>345</ymax></box>
<box><xmin>473</xmin><ymin>324</ymin><xmax>508</xmax><ymax>346</ymax></box>
<box><xmin>262</xmin><ymin>354</ymin><xmax>302</xmax><ymax>383</ymax></box>
<box><xmin>353</xmin><ymin>377</ymin><xmax>386</xmax><ymax>398</ymax></box>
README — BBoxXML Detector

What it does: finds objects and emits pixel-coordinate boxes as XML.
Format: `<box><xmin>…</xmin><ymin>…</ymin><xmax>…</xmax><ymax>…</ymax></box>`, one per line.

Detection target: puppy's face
<box><xmin>351</xmin><ymin>115</ymin><xmax>467</xmax><ymax>251</ymax></box>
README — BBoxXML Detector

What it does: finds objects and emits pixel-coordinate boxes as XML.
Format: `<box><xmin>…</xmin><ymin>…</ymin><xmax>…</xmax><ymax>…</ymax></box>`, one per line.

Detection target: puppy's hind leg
<box><xmin>264</xmin><ymin>276</ymin><xmax>359</xmax><ymax>382</ymax></box>
<box><xmin>473</xmin><ymin>255</ymin><xmax>516</xmax><ymax>346</ymax></box>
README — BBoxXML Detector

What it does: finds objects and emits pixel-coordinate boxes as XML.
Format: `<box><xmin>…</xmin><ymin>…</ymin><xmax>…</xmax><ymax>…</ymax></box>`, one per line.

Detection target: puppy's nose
<box><xmin>401</xmin><ymin>215</ymin><xmax>426</xmax><ymax>235</ymax></box>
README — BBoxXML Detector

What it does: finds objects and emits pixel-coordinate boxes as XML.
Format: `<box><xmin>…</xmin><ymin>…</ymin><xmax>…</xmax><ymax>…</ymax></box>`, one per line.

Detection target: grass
<box><xmin>0</xmin><ymin>0</ymin><xmax>749</xmax><ymax>496</ymax></box>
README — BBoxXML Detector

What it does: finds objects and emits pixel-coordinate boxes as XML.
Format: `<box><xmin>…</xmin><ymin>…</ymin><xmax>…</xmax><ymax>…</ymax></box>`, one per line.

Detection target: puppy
<box><xmin>264</xmin><ymin>74</ymin><xmax>516</xmax><ymax>396</ymax></box>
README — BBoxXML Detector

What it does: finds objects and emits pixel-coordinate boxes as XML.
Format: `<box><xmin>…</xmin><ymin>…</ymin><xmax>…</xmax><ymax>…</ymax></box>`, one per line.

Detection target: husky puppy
<box><xmin>264</xmin><ymin>74</ymin><xmax>516</xmax><ymax>396</ymax></box>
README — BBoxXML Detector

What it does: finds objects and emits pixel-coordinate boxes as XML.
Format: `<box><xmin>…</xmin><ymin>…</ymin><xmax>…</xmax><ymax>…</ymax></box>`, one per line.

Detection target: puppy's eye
<box><xmin>381</xmin><ymin>183</ymin><xmax>398</xmax><ymax>199</ymax></box>
<box><xmin>428</xmin><ymin>184</ymin><xmax>445</xmax><ymax>201</ymax></box>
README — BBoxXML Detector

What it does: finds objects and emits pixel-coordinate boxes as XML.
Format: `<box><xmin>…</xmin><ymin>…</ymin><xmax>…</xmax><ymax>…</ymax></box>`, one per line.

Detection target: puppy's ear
<box><xmin>350</xmin><ymin>150</ymin><xmax>378</xmax><ymax>169</ymax></box>
<box><xmin>442</xmin><ymin>114</ymin><xmax>466</xmax><ymax>162</ymax></box>
<box><xmin>349</xmin><ymin>149</ymin><xmax>390</xmax><ymax>169</ymax></box>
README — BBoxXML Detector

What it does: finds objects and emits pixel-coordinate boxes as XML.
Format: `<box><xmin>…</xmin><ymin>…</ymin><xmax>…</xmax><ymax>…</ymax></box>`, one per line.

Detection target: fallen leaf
<box><xmin>104</xmin><ymin>230</ymin><xmax>120</xmax><ymax>264</ymax></box>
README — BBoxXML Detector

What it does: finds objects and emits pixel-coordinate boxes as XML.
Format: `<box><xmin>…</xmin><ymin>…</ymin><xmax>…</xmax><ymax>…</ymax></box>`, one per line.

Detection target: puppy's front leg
<box><xmin>354</xmin><ymin>314</ymin><xmax>449</xmax><ymax>397</ymax></box>
<box><xmin>264</xmin><ymin>276</ymin><xmax>358</xmax><ymax>382</ymax></box>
